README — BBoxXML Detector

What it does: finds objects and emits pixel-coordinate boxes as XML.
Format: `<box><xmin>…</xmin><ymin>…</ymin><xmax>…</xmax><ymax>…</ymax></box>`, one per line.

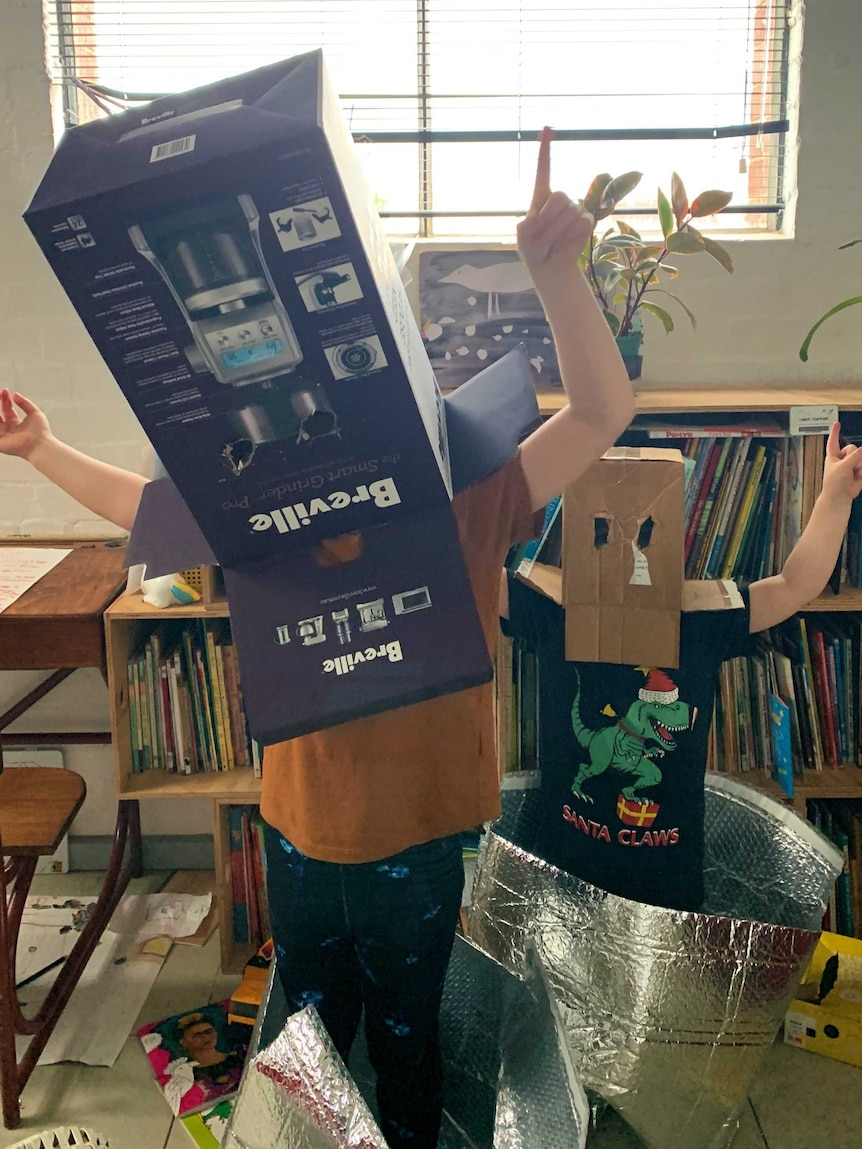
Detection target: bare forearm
<box><xmin>782</xmin><ymin>490</ymin><xmax>852</xmax><ymax>603</ymax></box>
<box><xmin>26</xmin><ymin>437</ymin><xmax>148</xmax><ymax>532</ymax></box>
<box><xmin>533</xmin><ymin>265</ymin><xmax>634</xmax><ymax>435</ymax></box>
<box><xmin>749</xmin><ymin>489</ymin><xmax>853</xmax><ymax>631</ymax></box>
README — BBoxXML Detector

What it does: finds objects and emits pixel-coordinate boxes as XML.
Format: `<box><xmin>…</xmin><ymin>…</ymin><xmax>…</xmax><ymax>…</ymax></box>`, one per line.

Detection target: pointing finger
<box><xmin>530</xmin><ymin>126</ymin><xmax>553</xmax><ymax>214</ymax></box>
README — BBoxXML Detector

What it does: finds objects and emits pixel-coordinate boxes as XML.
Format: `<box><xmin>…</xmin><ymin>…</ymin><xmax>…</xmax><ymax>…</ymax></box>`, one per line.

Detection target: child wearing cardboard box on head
<box><xmin>1</xmin><ymin>131</ymin><xmax>633</xmax><ymax>1149</ymax></box>
<box><xmin>500</xmin><ymin>433</ymin><xmax>862</xmax><ymax>913</ymax></box>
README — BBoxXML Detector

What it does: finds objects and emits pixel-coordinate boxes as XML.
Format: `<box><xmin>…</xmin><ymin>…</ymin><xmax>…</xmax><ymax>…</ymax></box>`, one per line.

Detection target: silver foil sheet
<box><xmin>438</xmin><ymin>934</ymin><xmax>589</xmax><ymax>1149</ymax></box>
<box><xmin>470</xmin><ymin>773</ymin><xmax>842</xmax><ymax>1149</ymax></box>
<box><xmin>224</xmin><ymin>1004</ymin><xmax>387</xmax><ymax>1149</ymax></box>
<box><xmin>225</xmin><ymin>934</ymin><xmax>589</xmax><ymax>1149</ymax></box>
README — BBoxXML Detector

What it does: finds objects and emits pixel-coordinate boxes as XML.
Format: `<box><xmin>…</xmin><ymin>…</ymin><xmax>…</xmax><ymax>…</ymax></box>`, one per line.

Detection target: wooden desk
<box><xmin>0</xmin><ymin>540</ymin><xmax>142</xmax><ymax>1126</ymax></box>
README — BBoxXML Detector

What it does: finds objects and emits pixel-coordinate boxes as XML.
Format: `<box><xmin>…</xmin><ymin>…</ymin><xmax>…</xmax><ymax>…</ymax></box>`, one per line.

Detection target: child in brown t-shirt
<box><xmin>1</xmin><ymin>131</ymin><xmax>633</xmax><ymax>1147</ymax></box>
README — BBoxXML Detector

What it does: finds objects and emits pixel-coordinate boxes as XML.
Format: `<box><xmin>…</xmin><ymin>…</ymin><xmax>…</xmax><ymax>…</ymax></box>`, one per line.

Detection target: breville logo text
<box><xmin>323</xmin><ymin>641</ymin><xmax>403</xmax><ymax>675</ymax></box>
<box><xmin>141</xmin><ymin>110</ymin><xmax>176</xmax><ymax>126</ymax></box>
<box><xmin>249</xmin><ymin>478</ymin><xmax>401</xmax><ymax>534</ymax></box>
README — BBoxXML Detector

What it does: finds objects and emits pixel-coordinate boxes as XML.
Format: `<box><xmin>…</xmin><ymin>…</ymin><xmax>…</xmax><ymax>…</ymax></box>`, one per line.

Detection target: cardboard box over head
<box><xmin>520</xmin><ymin>447</ymin><xmax>742</xmax><ymax>668</ymax></box>
<box><xmin>25</xmin><ymin>50</ymin><xmax>540</xmax><ymax>743</ymax></box>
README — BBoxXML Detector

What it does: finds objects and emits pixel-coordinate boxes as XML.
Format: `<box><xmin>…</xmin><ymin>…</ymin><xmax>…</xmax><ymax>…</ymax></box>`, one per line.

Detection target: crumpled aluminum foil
<box><xmin>470</xmin><ymin>772</ymin><xmax>842</xmax><ymax>1149</ymax></box>
<box><xmin>224</xmin><ymin>934</ymin><xmax>589</xmax><ymax>1149</ymax></box>
<box><xmin>223</xmin><ymin>1004</ymin><xmax>386</xmax><ymax>1149</ymax></box>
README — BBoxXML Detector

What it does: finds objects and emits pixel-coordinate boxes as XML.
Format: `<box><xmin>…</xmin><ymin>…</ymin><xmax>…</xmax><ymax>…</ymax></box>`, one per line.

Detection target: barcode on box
<box><xmin>150</xmin><ymin>134</ymin><xmax>196</xmax><ymax>163</ymax></box>
<box><xmin>801</xmin><ymin>424</ymin><xmax>830</xmax><ymax>434</ymax></box>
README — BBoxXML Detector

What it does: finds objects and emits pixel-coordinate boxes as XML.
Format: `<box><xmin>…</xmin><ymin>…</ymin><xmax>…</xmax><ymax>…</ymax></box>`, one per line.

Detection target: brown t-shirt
<box><xmin>260</xmin><ymin>453</ymin><xmax>536</xmax><ymax>863</ymax></box>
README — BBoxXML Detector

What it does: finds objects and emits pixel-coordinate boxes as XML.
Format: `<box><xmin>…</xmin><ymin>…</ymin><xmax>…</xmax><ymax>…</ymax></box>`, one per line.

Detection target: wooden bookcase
<box><xmin>104</xmin><ymin>581</ymin><xmax>260</xmax><ymax>973</ymax></box>
<box><xmin>102</xmin><ymin>383</ymin><xmax>862</xmax><ymax>969</ymax></box>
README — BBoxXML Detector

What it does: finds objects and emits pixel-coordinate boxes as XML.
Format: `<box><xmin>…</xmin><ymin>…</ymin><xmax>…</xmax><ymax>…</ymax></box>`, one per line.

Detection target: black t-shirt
<box><xmin>501</xmin><ymin>572</ymin><xmax>752</xmax><ymax>911</ymax></box>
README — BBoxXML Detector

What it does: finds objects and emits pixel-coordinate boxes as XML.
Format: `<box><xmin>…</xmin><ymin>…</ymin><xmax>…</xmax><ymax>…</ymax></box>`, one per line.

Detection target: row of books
<box><xmin>709</xmin><ymin>614</ymin><xmax>862</xmax><ymax>785</ymax></box>
<box><xmin>634</xmin><ymin>418</ymin><xmax>862</xmax><ymax>590</ymax></box>
<box><xmin>809</xmin><ymin>800</ymin><xmax>862</xmax><ymax>939</ymax></box>
<box><xmin>679</xmin><ymin>434</ymin><xmax>809</xmax><ymax>582</ymax></box>
<box><xmin>229</xmin><ymin>805</ymin><xmax>271</xmax><ymax>949</ymax></box>
<box><xmin>127</xmin><ymin>619</ymin><xmax>258</xmax><ymax>775</ymax></box>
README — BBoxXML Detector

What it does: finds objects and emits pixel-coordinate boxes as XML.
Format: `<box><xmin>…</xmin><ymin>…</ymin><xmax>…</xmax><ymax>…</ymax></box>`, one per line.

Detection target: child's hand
<box><xmin>0</xmin><ymin>390</ymin><xmax>53</xmax><ymax>460</ymax></box>
<box><xmin>821</xmin><ymin>422</ymin><xmax>862</xmax><ymax>504</ymax></box>
<box><xmin>517</xmin><ymin>126</ymin><xmax>594</xmax><ymax>282</ymax></box>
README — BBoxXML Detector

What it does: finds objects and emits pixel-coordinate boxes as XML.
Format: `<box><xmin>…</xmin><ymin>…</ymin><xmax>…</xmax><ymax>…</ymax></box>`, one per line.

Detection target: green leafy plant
<box><xmin>799</xmin><ymin>240</ymin><xmax>862</xmax><ymax>361</ymax></box>
<box><xmin>579</xmin><ymin>172</ymin><xmax>734</xmax><ymax>338</ymax></box>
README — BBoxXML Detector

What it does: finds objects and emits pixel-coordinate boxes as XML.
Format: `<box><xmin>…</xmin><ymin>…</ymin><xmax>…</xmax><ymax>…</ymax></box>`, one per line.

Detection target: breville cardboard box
<box><xmin>25</xmin><ymin>51</ymin><xmax>540</xmax><ymax>743</ymax></box>
<box><xmin>785</xmin><ymin>931</ymin><xmax>862</xmax><ymax>1069</ymax></box>
<box><xmin>25</xmin><ymin>50</ymin><xmax>450</xmax><ymax>565</ymax></box>
<box><xmin>520</xmin><ymin>447</ymin><xmax>742</xmax><ymax>669</ymax></box>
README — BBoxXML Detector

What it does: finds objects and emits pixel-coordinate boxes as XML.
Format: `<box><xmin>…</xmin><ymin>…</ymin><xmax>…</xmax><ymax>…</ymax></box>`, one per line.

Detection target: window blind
<box><xmin>45</xmin><ymin>1</ymin><xmax>793</xmax><ymax>236</ymax></box>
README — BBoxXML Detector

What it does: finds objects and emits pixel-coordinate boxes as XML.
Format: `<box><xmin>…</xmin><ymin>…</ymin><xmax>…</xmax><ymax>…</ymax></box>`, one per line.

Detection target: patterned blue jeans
<box><xmin>263</xmin><ymin>823</ymin><xmax>464</xmax><ymax>1149</ymax></box>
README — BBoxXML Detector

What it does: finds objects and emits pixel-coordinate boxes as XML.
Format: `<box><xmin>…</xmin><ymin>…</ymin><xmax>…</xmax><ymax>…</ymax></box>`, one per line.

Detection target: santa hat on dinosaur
<box><xmin>638</xmin><ymin>669</ymin><xmax>679</xmax><ymax>705</ymax></box>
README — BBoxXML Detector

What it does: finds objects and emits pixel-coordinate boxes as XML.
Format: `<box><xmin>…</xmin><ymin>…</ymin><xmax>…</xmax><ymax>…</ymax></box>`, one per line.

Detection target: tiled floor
<box><xmin>1</xmin><ymin>872</ymin><xmax>861</xmax><ymax>1148</ymax></box>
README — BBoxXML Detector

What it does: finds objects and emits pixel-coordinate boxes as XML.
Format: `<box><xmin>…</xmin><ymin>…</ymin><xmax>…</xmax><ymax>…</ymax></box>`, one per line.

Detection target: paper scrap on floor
<box><xmin>114</xmin><ymin>891</ymin><xmax>213</xmax><ymax>940</ymax></box>
<box><xmin>0</xmin><ymin>547</ymin><xmax>71</xmax><ymax>612</ymax></box>
<box><xmin>15</xmin><ymin>891</ymin><xmax>212</xmax><ymax>1066</ymax></box>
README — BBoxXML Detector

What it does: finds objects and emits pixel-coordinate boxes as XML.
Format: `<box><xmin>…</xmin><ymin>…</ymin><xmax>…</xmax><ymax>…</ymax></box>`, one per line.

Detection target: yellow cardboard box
<box><xmin>784</xmin><ymin>931</ymin><xmax>862</xmax><ymax>1068</ymax></box>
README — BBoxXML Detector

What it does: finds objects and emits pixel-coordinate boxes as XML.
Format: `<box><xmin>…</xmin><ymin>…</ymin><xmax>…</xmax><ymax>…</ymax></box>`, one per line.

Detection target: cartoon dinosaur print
<box><xmin>569</xmin><ymin>668</ymin><xmax>691</xmax><ymax>805</ymax></box>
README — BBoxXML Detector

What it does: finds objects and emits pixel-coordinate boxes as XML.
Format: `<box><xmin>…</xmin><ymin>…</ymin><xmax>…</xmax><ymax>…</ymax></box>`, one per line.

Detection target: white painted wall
<box><xmin>0</xmin><ymin>0</ymin><xmax>860</xmax><ymax>834</ymax></box>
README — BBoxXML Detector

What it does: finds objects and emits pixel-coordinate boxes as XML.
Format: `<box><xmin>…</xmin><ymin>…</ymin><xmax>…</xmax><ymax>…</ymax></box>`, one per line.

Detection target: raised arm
<box><xmin>748</xmin><ymin>423</ymin><xmax>862</xmax><ymax>633</ymax></box>
<box><xmin>516</xmin><ymin>128</ymin><xmax>635</xmax><ymax>511</ymax></box>
<box><xmin>0</xmin><ymin>389</ymin><xmax>148</xmax><ymax>532</ymax></box>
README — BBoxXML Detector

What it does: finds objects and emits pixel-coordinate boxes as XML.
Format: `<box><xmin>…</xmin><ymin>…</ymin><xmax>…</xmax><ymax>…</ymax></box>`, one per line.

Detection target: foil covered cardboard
<box><xmin>470</xmin><ymin>773</ymin><xmax>841</xmax><ymax>1149</ymax></box>
<box><xmin>226</xmin><ymin>935</ymin><xmax>589</xmax><ymax>1149</ymax></box>
<box><xmin>438</xmin><ymin>935</ymin><xmax>589</xmax><ymax>1148</ymax></box>
<box><xmin>224</xmin><ymin>1004</ymin><xmax>386</xmax><ymax>1149</ymax></box>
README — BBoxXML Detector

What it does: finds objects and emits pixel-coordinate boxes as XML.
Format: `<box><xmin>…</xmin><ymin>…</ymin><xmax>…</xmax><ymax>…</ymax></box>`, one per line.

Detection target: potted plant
<box><xmin>799</xmin><ymin>240</ymin><xmax>862</xmax><ymax>361</ymax></box>
<box><xmin>579</xmin><ymin>172</ymin><xmax>735</xmax><ymax>380</ymax></box>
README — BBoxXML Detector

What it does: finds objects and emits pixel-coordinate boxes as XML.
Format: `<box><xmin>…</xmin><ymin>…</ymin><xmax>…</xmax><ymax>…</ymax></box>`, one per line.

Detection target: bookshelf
<box><xmin>533</xmin><ymin>384</ymin><xmax>862</xmax><ymax>416</ymax></box>
<box><xmin>104</xmin><ymin>581</ymin><xmax>261</xmax><ymax>972</ymax></box>
<box><xmin>102</xmin><ymin>383</ymin><xmax>862</xmax><ymax>966</ymax></box>
<box><xmin>213</xmin><ymin>798</ymin><xmax>265</xmax><ymax>974</ymax></box>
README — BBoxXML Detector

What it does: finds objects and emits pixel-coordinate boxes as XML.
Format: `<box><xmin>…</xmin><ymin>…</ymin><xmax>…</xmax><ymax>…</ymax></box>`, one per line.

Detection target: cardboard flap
<box><xmin>444</xmin><ymin>345</ymin><xmax>541</xmax><ymax>494</ymax></box>
<box><xmin>516</xmin><ymin>562</ymin><xmax>563</xmax><ymax>605</ymax></box>
<box><xmin>565</xmin><ymin>606</ymin><xmax>682</xmax><ymax>669</ymax></box>
<box><xmin>224</xmin><ymin>507</ymin><xmax>492</xmax><ymax>742</ymax></box>
<box><xmin>681</xmin><ymin>579</ymin><xmax>745</xmax><ymax>613</ymax></box>
<box><xmin>26</xmin><ymin>52</ymin><xmax>323</xmax><ymax>212</ymax></box>
<box><xmin>126</xmin><ymin>478</ymin><xmax>217</xmax><ymax>575</ymax></box>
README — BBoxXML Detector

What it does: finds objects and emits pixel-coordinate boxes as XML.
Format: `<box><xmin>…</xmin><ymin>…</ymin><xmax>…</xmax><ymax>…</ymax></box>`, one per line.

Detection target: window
<box><xmin>46</xmin><ymin>1</ymin><xmax>793</xmax><ymax>237</ymax></box>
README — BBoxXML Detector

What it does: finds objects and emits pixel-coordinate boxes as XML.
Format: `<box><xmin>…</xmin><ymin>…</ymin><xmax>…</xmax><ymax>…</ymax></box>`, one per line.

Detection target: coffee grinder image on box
<box><xmin>128</xmin><ymin>193</ymin><xmax>339</xmax><ymax>469</ymax></box>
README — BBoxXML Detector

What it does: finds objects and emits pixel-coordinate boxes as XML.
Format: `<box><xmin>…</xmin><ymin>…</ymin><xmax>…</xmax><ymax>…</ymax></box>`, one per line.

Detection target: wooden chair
<box><xmin>0</xmin><ymin>768</ymin><xmax>131</xmax><ymax>1128</ymax></box>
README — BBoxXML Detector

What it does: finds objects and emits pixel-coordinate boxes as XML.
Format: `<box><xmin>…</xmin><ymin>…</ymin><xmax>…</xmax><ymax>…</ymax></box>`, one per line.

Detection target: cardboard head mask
<box><xmin>519</xmin><ymin>447</ymin><xmax>743</xmax><ymax>669</ymax></box>
<box><xmin>561</xmin><ymin>447</ymin><xmax>685</xmax><ymax>667</ymax></box>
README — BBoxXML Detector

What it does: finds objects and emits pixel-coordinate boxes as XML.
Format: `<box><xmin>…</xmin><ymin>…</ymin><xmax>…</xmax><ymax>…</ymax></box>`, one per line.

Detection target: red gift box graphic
<box><xmin>616</xmin><ymin>796</ymin><xmax>660</xmax><ymax>827</ymax></box>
